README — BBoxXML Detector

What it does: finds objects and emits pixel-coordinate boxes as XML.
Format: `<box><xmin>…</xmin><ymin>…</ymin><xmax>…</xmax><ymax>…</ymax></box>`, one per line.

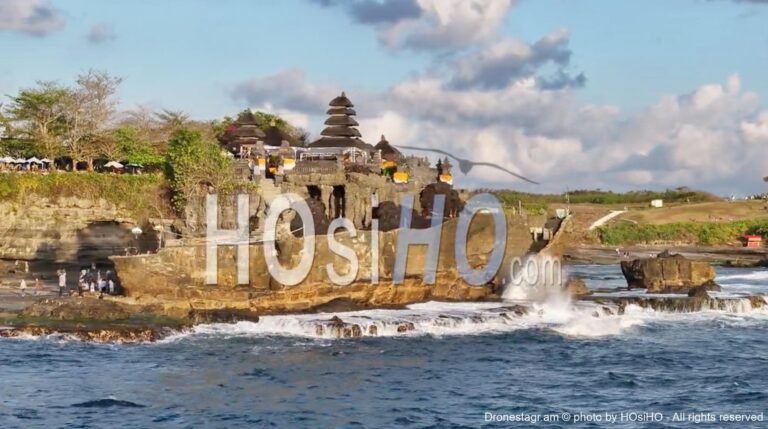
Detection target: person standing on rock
<box><xmin>57</xmin><ymin>268</ymin><xmax>67</xmax><ymax>297</ymax></box>
<box><xmin>19</xmin><ymin>279</ymin><xmax>27</xmax><ymax>296</ymax></box>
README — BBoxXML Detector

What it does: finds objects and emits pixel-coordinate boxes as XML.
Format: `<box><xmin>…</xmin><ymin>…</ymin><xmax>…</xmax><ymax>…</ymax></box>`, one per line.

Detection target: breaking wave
<box><xmin>162</xmin><ymin>295</ymin><xmax>768</xmax><ymax>343</ymax></box>
<box><xmin>718</xmin><ymin>270</ymin><xmax>768</xmax><ymax>282</ymax></box>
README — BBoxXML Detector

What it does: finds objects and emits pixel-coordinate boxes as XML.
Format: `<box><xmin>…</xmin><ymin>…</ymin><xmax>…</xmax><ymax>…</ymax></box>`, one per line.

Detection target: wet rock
<box><xmin>21</xmin><ymin>298</ymin><xmax>132</xmax><ymax>321</ymax></box>
<box><xmin>316</xmin><ymin>316</ymin><xmax>364</xmax><ymax>338</ymax></box>
<box><xmin>495</xmin><ymin>305</ymin><xmax>529</xmax><ymax>316</ymax></box>
<box><xmin>687</xmin><ymin>285</ymin><xmax>711</xmax><ymax>299</ymax></box>
<box><xmin>188</xmin><ymin>309</ymin><xmax>260</xmax><ymax>324</ymax></box>
<box><xmin>620</xmin><ymin>254</ymin><xmax>719</xmax><ymax>293</ymax></box>
<box><xmin>368</xmin><ymin>325</ymin><xmax>378</xmax><ymax>335</ymax></box>
<box><xmin>396</xmin><ymin>322</ymin><xmax>415</xmax><ymax>333</ymax></box>
<box><xmin>564</xmin><ymin>277</ymin><xmax>591</xmax><ymax>297</ymax></box>
<box><xmin>0</xmin><ymin>326</ymin><xmax>174</xmax><ymax>343</ymax></box>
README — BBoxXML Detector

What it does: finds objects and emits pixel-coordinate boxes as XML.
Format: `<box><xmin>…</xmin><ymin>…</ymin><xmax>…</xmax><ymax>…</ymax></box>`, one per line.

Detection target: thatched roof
<box><xmin>222</xmin><ymin>110</ymin><xmax>265</xmax><ymax>141</ymax></box>
<box><xmin>329</xmin><ymin>91</ymin><xmax>353</xmax><ymax>107</ymax></box>
<box><xmin>309</xmin><ymin>137</ymin><xmax>373</xmax><ymax>151</ymax></box>
<box><xmin>324</xmin><ymin>115</ymin><xmax>359</xmax><ymax>127</ymax></box>
<box><xmin>233</xmin><ymin>125</ymin><xmax>265</xmax><ymax>139</ymax></box>
<box><xmin>327</xmin><ymin>107</ymin><xmax>357</xmax><ymax>116</ymax></box>
<box><xmin>320</xmin><ymin>126</ymin><xmax>362</xmax><ymax>138</ymax></box>
<box><xmin>373</xmin><ymin>135</ymin><xmax>401</xmax><ymax>156</ymax></box>
<box><xmin>263</xmin><ymin>124</ymin><xmax>302</xmax><ymax>147</ymax></box>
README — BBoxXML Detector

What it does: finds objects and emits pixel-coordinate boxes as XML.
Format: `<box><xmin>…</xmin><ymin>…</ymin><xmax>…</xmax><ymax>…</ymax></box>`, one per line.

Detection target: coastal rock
<box><xmin>315</xmin><ymin>316</ymin><xmax>363</xmax><ymax>338</ymax></box>
<box><xmin>564</xmin><ymin>277</ymin><xmax>591</xmax><ymax>296</ymax></box>
<box><xmin>21</xmin><ymin>298</ymin><xmax>132</xmax><ymax>321</ymax></box>
<box><xmin>590</xmin><ymin>296</ymin><xmax>764</xmax><ymax>314</ymax></box>
<box><xmin>110</xmin><ymin>216</ymin><xmax>539</xmax><ymax>317</ymax></box>
<box><xmin>188</xmin><ymin>309</ymin><xmax>260</xmax><ymax>324</ymax></box>
<box><xmin>0</xmin><ymin>326</ymin><xmax>173</xmax><ymax>343</ymax></box>
<box><xmin>620</xmin><ymin>254</ymin><xmax>719</xmax><ymax>293</ymax></box>
<box><xmin>687</xmin><ymin>285</ymin><xmax>711</xmax><ymax>299</ymax></box>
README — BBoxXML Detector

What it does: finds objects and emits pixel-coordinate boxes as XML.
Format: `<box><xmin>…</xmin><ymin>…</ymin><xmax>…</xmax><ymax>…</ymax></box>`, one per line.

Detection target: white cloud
<box><xmin>0</xmin><ymin>0</ymin><xmax>64</xmax><ymax>36</ymax></box>
<box><xmin>87</xmin><ymin>23</ymin><xmax>116</xmax><ymax>44</ymax></box>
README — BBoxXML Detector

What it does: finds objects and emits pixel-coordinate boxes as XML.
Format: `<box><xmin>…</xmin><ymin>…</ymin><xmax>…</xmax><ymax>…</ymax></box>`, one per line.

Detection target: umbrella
<box><xmin>40</xmin><ymin>158</ymin><xmax>53</xmax><ymax>163</ymax></box>
<box><xmin>14</xmin><ymin>158</ymin><xmax>28</xmax><ymax>163</ymax></box>
<box><xmin>0</xmin><ymin>156</ymin><xmax>12</xmax><ymax>163</ymax></box>
<box><xmin>126</xmin><ymin>163</ymin><xmax>143</xmax><ymax>168</ymax></box>
<box><xmin>27</xmin><ymin>157</ymin><xmax>42</xmax><ymax>164</ymax></box>
<box><xmin>104</xmin><ymin>161</ymin><xmax>124</xmax><ymax>169</ymax></box>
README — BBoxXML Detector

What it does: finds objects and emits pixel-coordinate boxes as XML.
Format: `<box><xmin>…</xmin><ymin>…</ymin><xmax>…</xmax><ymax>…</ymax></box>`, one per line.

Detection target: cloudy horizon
<box><xmin>2</xmin><ymin>0</ymin><xmax>767</xmax><ymax>195</ymax></box>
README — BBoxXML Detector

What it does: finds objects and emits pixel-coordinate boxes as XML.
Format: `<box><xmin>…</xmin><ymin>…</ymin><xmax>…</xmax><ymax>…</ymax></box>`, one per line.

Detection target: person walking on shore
<box><xmin>20</xmin><ymin>279</ymin><xmax>27</xmax><ymax>296</ymax></box>
<box><xmin>57</xmin><ymin>268</ymin><xmax>67</xmax><ymax>297</ymax></box>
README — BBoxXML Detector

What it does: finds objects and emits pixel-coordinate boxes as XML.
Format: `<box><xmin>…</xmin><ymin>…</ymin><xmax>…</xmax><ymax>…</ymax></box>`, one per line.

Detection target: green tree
<box><xmin>165</xmin><ymin>128</ymin><xmax>233</xmax><ymax>211</ymax></box>
<box><xmin>113</xmin><ymin>125</ymin><xmax>164</xmax><ymax>165</ymax></box>
<box><xmin>4</xmin><ymin>81</ymin><xmax>70</xmax><ymax>161</ymax></box>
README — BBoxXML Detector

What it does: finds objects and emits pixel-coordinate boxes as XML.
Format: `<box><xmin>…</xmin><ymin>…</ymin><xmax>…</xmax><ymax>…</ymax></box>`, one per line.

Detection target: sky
<box><xmin>1</xmin><ymin>0</ymin><xmax>768</xmax><ymax>194</ymax></box>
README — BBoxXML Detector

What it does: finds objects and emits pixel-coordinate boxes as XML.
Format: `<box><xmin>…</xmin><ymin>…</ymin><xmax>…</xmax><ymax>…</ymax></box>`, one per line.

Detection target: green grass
<box><xmin>0</xmin><ymin>172</ymin><xmax>170</xmax><ymax>221</ymax></box>
<box><xmin>598</xmin><ymin>217</ymin><xmax>768</xmax><ymax>246</ymax></box>
<box><xmin>486</xmin><ymin>188</ymin><xmax>719</xmax><ymax>210</ymax></box>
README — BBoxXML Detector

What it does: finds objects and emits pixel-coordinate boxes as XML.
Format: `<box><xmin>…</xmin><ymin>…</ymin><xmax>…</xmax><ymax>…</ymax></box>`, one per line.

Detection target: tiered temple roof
<box><xmin>309</xmin><ymin>92</ymin><xmax>372</xmax><ymax>150</ymax></box>
<box><xmin>220</xmin><ymin>110</ymin><xmax>266</xmax><ymax>151</ymax></box>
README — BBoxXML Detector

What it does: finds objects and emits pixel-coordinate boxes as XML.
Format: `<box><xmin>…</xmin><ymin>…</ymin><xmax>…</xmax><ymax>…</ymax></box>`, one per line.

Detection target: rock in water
<box><xmin>620</xmin><ymin>254</ymin><xmax>720</xmax><ymax>294</ymax></box>
<box><xmin>563</xmin><ymin>277</ymin><xmax>591</xmax><ymax>296</ymax></box>
<box><xmin>688</xmin><ymin>285</ymin><xmax>711</xmax><ymax>299</ymax></box>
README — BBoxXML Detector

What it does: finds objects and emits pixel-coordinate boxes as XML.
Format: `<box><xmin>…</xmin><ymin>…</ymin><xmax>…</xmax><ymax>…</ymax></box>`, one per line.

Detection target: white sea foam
<box><xmin>158</xmin><ymin>294</ymin><xmax>767</xmax><ymax>343</ymax></box>
<box><xmin>717</xmin><ymin>270</ymin><xmax>768</xmax><ymax>282</ymax></box>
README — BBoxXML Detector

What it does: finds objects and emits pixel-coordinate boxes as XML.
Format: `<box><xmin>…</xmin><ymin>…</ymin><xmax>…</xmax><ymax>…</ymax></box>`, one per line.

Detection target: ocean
<box><xmin>1</xmin><ymin>265</ymin><xmax>767</xmax><ymax>428</ymax></box>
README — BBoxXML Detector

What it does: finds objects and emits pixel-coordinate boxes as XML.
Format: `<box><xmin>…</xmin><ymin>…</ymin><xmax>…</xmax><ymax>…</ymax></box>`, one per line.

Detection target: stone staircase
<box><xmin>259</xmin><ymin>180</ymin><xmax>283</xmax><ymax>206</ymax></box>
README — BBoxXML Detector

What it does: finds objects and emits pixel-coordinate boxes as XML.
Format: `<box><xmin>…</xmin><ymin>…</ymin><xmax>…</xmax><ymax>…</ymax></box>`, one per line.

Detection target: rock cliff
<box><xmin>111</xmin><ymin>216</ymin><xmax>536</xmax><ymax>317</ymax></box>
<box><xmin>620</xmin><ymin>254</ymin><xmax>719</xmax><ymax>293</ymax></box>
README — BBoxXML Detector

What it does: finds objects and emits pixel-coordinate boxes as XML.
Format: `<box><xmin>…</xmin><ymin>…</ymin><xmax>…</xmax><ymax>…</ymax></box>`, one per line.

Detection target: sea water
<box><xmin>0</xmin><ymin>265</ymin><xmax>767</xmax><ymax>428</ymax></box>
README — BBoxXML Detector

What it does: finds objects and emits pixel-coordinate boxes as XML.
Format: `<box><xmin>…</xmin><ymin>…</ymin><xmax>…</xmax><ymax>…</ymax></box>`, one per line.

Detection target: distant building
<box><xmin>650</xmin><ymin>199</ymin><xmax>663</xmax><ymax>208</ymax></box>
<box><xmin>744</xmin><ymin>235</ymin><xmax>763</xmax><ymax>248</ymax></box>
<box><xmin>219</xmin><ymin>110</ymin><xmax>267</xmax><ymax>157</ymax></box>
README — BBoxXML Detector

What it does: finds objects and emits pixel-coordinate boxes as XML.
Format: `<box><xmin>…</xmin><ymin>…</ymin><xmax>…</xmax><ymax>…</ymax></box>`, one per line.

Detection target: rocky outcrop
<box><xmin>0</xmin><ymin>197</ymin><xmax>155</xmax><ymax>263</ymax></box>
<box><xmin>21</xmin><ymin>298</ymin><xmax>132</xmax><ymax>320</ymax></box>
<box><xmin>687</xmin><ymin>285</ymin><xmax>711</xmax><ymax>299</ymax></box>
<box><xmin>590</xmin><ymin>295</ymin><xmax>766</xmax><ymax>314</ymax></box>
<box><xmin>563</xmin><ymin>277</ymin><xmax>591</xmax><ymax>296</ymax></box>
<box><xmin>111</xmin><ymin>216</ymin><xmax>535</xmax><ymax>317</ymax></box>
<box><xmin>0</xmin><ymin>325</ymin><xmax>175</xmax><ymax>343</ymax></box>
<box><xmin>620</xmin><ymin>254</ymin><xmax>720</xmax><ymax>293</ymax></box>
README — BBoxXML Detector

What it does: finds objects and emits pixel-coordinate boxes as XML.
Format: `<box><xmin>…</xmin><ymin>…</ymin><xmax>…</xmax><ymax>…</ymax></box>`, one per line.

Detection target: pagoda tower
<box><xmin>309</xmin><ymin>92</ymin><xmax>372</xmax><ymax>152</ymax></box>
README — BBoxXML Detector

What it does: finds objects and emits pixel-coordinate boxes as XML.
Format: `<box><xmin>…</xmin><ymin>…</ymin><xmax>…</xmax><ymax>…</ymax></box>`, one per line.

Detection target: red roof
<box><xmin>744</xmin><ymin>235</ymin><xmax>762</xmax><ymax>240</ymax></box>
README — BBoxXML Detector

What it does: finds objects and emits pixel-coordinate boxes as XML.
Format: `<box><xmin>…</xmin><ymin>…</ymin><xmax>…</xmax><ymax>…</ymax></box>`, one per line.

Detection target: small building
<box><xmin>650</xmin><ymin>199</ymin><xmax>663</xmax><ymax>208</ymax></box>
<box><xmin>744</xmin><ymin>234</ymin><xmax>763</xmax><ymax>248</ymax></box>
<box><xmin>219</xmin><ymin>110</ymin><xmax>266</xmax><ymax>157</ymax></box>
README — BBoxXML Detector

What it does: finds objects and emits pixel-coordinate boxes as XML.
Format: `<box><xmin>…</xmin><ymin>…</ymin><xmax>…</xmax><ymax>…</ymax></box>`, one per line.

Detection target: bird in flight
<box><xmin>395</xmin><ymin>145</ymin><xmax>539</xmax><ymax>184</ymax></box>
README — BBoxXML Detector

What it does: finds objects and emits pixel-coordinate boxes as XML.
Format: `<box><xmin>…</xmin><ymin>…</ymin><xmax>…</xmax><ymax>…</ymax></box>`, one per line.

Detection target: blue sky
<box><xmin>2</xmin><ymin>0</ymin><xmax>768</xmax><ymax>193</ymax></box>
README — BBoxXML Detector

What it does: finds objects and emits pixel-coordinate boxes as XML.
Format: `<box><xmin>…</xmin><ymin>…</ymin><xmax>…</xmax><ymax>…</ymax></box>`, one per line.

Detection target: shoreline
<box><xmin>563</xmin><ymin>245</ymin><xmax>768</xmax><ymax>266</ymax></box>
<box><xmin>2</xmin><ymin>291</ymin><xmax>766</xmax><ymax>344</ymax></box>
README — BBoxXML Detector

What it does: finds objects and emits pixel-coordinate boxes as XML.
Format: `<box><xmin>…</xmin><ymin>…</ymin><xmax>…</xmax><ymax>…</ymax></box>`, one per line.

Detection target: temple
<box><xmin>221</xmin><ymin>91</ymin><xmax>459</xmax><ymax>232</ymax></box>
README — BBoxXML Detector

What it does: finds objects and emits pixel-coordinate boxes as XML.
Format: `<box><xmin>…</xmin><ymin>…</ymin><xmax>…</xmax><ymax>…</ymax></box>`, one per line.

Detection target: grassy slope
<box><xmin>597</xmin><ymin>201</ymin><xmax>768</xmax><ymax>246</ymax></box>
<box><xmin>0</xmin><ymin>172</ymin><xmax>172</xmax><ymax>222</ymax></box>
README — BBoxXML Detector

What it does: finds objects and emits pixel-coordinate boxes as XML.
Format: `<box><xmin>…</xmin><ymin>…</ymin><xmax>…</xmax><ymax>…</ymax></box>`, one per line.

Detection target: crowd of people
<box><xmin>56</xmin><ymin>264</ymin><xmax>118</xmax><ymax>298</ymax></box>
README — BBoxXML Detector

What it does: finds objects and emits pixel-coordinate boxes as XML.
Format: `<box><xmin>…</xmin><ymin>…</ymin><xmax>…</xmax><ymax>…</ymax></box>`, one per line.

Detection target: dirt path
<box><xmin>588</xmin><ymin>210</ymin><xmax>627</xmax><ymax>230</ymax></box>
